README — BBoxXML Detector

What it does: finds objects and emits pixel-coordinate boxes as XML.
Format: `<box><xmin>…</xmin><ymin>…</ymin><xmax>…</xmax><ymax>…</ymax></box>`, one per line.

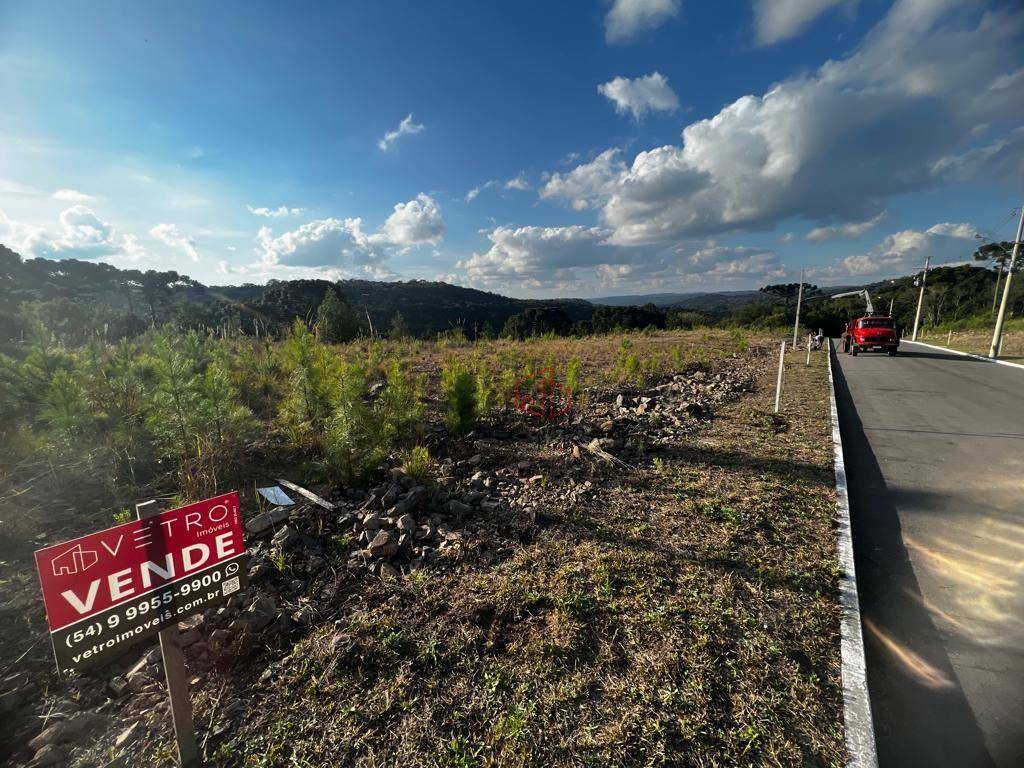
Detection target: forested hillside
<box><xmin>0</xmin><ymin>245</ymin><xmax>594</xmax><ymax>342</ymax></box>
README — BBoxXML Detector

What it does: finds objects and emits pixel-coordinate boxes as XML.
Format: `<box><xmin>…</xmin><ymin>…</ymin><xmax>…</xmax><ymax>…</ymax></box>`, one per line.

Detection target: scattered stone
<box><xmin>29</xmin><ymin>744</ymin><xmax>66</xmax><ymax>767</ymax></box>
<box><xmin>394</xmin><ymin>486</ymin><xmax>427</xmax><ymax>515</ymax></box>
<box><xmin>28</xmin><ymin>723</ymin><xmax>65</xmax><ymax>752</ymax></box>
<box><xmin>368</xmin><ymin>531</ymin><xmax>399</xmax><ymax>558</ymax></box>
<box><xmin>446</xmin><ymin>500</ymin><xmax>471</xmax><ymax>515</ymax></box>
<box><xmin>378</xmin><ymin>562</ymin><xmax>401</xmax><ymax>579</ymax></box>
<box><xmin>63</xmin><ymin>711</ymin><xmax>106</xmax><ymax>743</ymax></box>
<box><xmin>272</xmin><ymin>525</ymin><xmax>301</xmax><ymax>548</ymax></box>
<box><xmin>396</xmin><ymin>513</ymin><xmax>416</xmax><ymax>532</ymax></box>
<box><xmin>114</xmin><ymin>721</ymin><xmax>141</xmax><ymax>750</ymax></box>
<box><xmin>245</xmin><ymin>507</ymin><xmax>290</xmax><ymax>536</ymax></box>
<box><xmin>107</xmin><ymin>676</ymin><xmax>130</xmax><ymax>698</ymax></box>
<box><xmin>245</xmin><ymin>597</ymin><xmax>278</xmax><ymax>630</ymax></box>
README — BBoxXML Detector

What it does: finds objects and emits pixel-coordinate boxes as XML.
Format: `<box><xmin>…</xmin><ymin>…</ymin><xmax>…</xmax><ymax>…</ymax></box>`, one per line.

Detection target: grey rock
<box><xmin>272</xmin><ymin>525</ymin><xmax>301</xmax><ymax>548</ymax></box>
<box><xmin>362</xmin><ymin>512</ymin><xmax>383</xmax><ymax>531</ymax></box>
<box><xmin>368</xmin><ymin>530</ymin><xmax>399</xmax><ymax>558</ymax></box>
<box><xmin>28</xmin><ymin>723</ymin><xmax>65</xmax><ymax>752</ymax></box>
<box><xmin>114</xmin><ymin>721</ymin><xmax>141</xmax><ymax>749</ymax></box>
<box><xmin>107</xmin><ymin>676</ymin><xmax>130</xmax><ymax>698</ymax></box>
<box><xmin>29</xmin><ymin>744</ymin><xmax>66</xmax><ymax>767</ymax></box>
<box><xmin>245</xmin><ymin>597</ymin><xmax>278</xmax><ymax>630</ymax></box>
<box><xmin>245</xmin><ymin>507</ymin><xmax>290</xmax><ymax>536</ymax></box>
<box><xmin>394</xmin><ymin>486</ymin><xmax>427</xmax><ymax>515</ymax></box>
<box><xmin>446</xmin><ymin>500</ymin><xmax>471</xmax><ymax>515</ymax></box>
<box><xmin>378</xmin><ymin>561</ymin><xmax>401</xmax><ymax>579</ymax></box>
<box><xmin>396</xmin><ymin>513</ymin><xmax>416</xmax><ymax>532</ymax></box>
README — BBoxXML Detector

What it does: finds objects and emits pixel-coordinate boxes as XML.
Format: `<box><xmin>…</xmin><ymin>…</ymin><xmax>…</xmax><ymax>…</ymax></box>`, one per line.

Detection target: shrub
<box><xmin>145</xmin><ymin>330</ymin><xmax>205</xmax><ymax>459</ymax></box>
<box><xmin>441</xmin><ymin>358</ymin><xmax>477</xmax><ymax>434</ymax></box>
<box><xmin>437</xmin><ymin>327</ymin><xmax>469</xmax><ymax>348</ymax></box>
<box><xmin>403</xmin><ymin>445</ymin><xmax>432</xmax><ymax>483</ymax></box>
<box><xmin>324</xmin><ymin>361</ymin><xmax>383</xmax><ymax>483</ymax></box>
<box><xmin>474</xmin><ymin>365</ymin><xmax>495</xmax><ymax>415</ymax></box>
<box><xmin>197</xmin><ymin>352</ymin><xmax>256</xmax><ymax>446</ymax></box>
<box><xmin>41</xmin><ymin>368</ymin><xmax>95</xmax><ymax>445</ymax></box>
<box><xmin>564</xmin><ymin>357</ymin><xmax>582</xmax><ymax>398</ymax></box>
<box><xmin>730</xmin><ymin>328</ymin><xmax>749</xmax><ymax>353</ymax></box>
<box><xmin>377</xmin><ymin>361</ymin><xmax>425</xmax><ymax>445</ymax></box>
<box><xmin>279</xmin><ymin>319</ymin><xmax>336</xmax><ymax>447</ymax></box>
<box><xmin>316</xmin><ymin>287</ymin><xmax>361</xmax><ymax>343</ymax></box>
<box><xmin>615</xmin><ymin>339</ymin><xmax>645</xmax><ymax>385</ymax></box>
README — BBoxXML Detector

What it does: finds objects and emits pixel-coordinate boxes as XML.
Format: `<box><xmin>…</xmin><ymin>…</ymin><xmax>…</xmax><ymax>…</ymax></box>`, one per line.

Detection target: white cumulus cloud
<box><xmin>378</xmin><ymin>193</ymin><xmax>445</xmax><ymax>246</ymax></box>
<box><xmin>504</xmin><ymin>174</ymin><xmax>531</xmax><ymax>192</ymax></box>
<box><xmin>53</xmin><ymin>188</ymin><xmax>96</xmax><ymax>203</ymax></box>
<box><xmin>598</xmin><ymin>72</ymin><xmax>679</xmax><ymax>120</ymax></box>
<box><xmin>33</xmin><ymin>206</ymin><xmax>144</xmax><ymax>262</ymax></box>
<box><xmin>378</xmin><ymin>114</ymin><xmax>425</xmax><ymax>152</ymax></box>
<box><xmin>806</xmin><ymin>211</ymin><xmax>886</xmax><ymax>242</ymax></box>
<box><xmin>814</xmin><ymin>221</ymin><xmax>979</xmax><ymax>279</ymax></box>
<box><xmin>545</xmin><ymin>0</ymin><xmax>1024</xmax><ymax>245</ymax></box>
<box><xmin>754</xmin><ymin>0</ymin><xmax>852</xmax><ymax>46</ymax></box>
<box><xmin>150</xmin><ymin>223</ymin><xmax>200</xmax><ymax>261</ymax></box>
<box><xmin>458</xmin><ymin>225</ymin><xmax>785</xmax><ymax>295</ymax></box>
<box><xmin>247</xmin><ymin>205</ymin><xmax>304</xmax><ymax>218</ymax></box>
<box><xmin>254</xmin><ymin>193</ymin><xmax>444</xmax><ymax>278</ymax></box>
<box><xmin>605</xmin><ymin>0</ymin><xmax>681</xmax><ymax>44</ymax></box>
<box><xmin>540</xmin><ymin>148</ymin><xmax>627</xmax><ymax>211</ymax></box>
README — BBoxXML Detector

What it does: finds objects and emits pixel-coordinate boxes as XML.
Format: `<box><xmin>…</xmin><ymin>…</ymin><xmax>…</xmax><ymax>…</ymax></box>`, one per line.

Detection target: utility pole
<box><xmin>992</xmin><ymin>261</ymin><xmax>1003</xmax><ymax>315</ymax></box>
<box><xmin>911</xmin><ymin>255</ymin><xmax>931</xmax><ymax>342</ymax></box>
<box><xmin>792</xmin><ymin>269</ymin><xmax>805</xmax><ymax>350</ymax></box>
<box><xmin>888</xmin><ymin>297</ymin><xmax>894</xmax><ymax>316</ymax></box>
<box><xmin>989</xmin><ymin>206</ymin><xmax>1024</xmax><ymax>358</ymax></box>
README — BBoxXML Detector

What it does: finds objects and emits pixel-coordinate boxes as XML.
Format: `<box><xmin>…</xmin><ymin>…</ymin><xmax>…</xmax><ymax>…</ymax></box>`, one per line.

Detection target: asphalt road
<box><xmin>832</xmin><ymin>340</ymin><xmax>1024</xmax><ymax>768</ymax></box>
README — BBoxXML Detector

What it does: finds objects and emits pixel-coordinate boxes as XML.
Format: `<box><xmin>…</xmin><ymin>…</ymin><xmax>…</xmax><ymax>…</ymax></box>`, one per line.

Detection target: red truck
<box><xmin>842</xmin><ymin>315</ymin><xmax>899</xmax><ymax>356</ymax></box>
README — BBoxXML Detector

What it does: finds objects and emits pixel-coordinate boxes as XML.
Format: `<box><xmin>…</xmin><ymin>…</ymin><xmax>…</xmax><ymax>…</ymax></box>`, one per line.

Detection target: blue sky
<box><xmin>1</xmin><ymin>0</ymin><xmax>1021</xmax><ymax>297</ymax></box>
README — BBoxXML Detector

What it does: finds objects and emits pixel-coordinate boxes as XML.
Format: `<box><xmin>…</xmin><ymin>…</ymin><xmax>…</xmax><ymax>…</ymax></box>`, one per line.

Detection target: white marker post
<box><xmin>806</xmin><ymin>334</ymin><xmax>812</xmax><ymax>366</ymax></box>
<box><xmin>774</xmin><ymin>341</ymin><xmax>786</xmax><ymax>413</ymax></box>
<box><xmin>792</xmin><ymin>270</ymin><xmax>805</xmax><ymax>350</ymax></box>
<box><xmin>136</xmin><ymin>500</ymin><xmax>201</xmax><ymax>768</ymax></box>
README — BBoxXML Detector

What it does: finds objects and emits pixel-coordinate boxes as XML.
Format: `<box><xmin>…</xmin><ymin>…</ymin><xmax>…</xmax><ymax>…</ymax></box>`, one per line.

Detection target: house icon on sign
<box><xmin>51</xmin><ymin>543</ymin><xmax>99</xmax><ymax>576</ymax></box>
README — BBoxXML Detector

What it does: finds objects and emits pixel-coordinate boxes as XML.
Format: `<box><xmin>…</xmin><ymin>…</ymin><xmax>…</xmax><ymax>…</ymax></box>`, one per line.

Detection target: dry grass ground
<box><xmin>915</xmin><ymin>326</ymin><xmax>1024</xmax><ymax>361</ymax></box>
<box><xmin>2</xmin><ymin>330</ymin><xmax>844</xmax><ymax>767</ymax></box>
<box><xmin>172</xmin><ymin>337</ymin><xmax>842</xmax><ymax>767</ymax></box>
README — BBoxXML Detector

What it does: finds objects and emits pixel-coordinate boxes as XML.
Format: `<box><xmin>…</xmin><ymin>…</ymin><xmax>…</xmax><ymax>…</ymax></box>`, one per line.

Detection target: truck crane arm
<box><xmin>828</xmin><ymin>289</ymin><xmax>874</xmax><ymax>314</ymax></box>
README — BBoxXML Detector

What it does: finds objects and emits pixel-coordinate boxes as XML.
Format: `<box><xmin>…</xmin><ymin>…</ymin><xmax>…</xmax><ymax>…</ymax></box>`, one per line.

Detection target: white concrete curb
<box><xmin>902</xmin><ymin>339</ymin><xmax>1024</xmax><ymax>371</ymax></box>
<box><xmin>827</xmin><ymin>342</ymin><xmax>879</xmax><ymax>768</ymax></box>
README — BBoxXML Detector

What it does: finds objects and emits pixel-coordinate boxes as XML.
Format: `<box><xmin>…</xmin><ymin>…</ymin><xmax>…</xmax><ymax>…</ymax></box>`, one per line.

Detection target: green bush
<box><xmin>565</xmin><ymin>357</ymin><xmax>582</xmax><ymax>398</ymax></box>
<box><xmin>377</xmin><ymin>361</ymin><xmax>425</xmax><ymax>445</ymax></box>
<box><xmin>324</xmin><ymin>361</ymin><xmax>383</xmax><ymax>483</ymax></box>
<box><xmin>316</xmin><ymin>287</ymin><xmax>361</xmax><ymax>343</ymax></box>
<box><xmin>441</xmin><ymin>358</ymin><xmax>477</xmax><ymax>434</ymax></box>
<box><xmin>403</xmin><ymin>445</ymin><xmax>432</xmax><ymax>483</ymax></box>
<box><xmin>279</xmin><ymin>319</ymin><xmax>336</xmax><ymax>447</ymax></box>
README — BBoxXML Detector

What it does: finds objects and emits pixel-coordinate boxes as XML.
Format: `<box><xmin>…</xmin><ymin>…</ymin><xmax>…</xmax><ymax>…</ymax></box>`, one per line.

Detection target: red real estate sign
<box><xmin>35</xmin><ymin>492</ymin><xmax>248</xmax><ymax>676</ymax></box>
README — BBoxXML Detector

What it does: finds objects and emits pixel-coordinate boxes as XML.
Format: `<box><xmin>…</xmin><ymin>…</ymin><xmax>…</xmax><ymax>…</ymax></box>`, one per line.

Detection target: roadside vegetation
<box><xmin>0</xmin><ymin>299</ymin><xmax>845</xmax><ymax>766</ymax></box>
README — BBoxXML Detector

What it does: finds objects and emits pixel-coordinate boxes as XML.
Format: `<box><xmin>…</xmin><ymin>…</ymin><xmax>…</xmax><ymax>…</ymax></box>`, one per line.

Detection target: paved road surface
<box><xmin>832</xmin><ymin>340</ymin><xmax>1024</xmax><ymax>768</ymax></box>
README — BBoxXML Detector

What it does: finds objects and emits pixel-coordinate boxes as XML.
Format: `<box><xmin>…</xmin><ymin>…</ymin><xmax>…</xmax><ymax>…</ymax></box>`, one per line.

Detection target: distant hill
<box><xmin>0</xmin><ymin>245</ymin><xmax>592</xmax><ymax>340</ymax></box>
<box><xmin>592</xmin><ymin>290</ymin><xmax>777</xmax><ymax>315</ymax></box>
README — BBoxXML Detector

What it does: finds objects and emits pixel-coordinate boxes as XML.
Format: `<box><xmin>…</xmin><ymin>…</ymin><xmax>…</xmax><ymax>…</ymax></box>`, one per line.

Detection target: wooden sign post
<box><xmin>136</xmin><ymin>500</ymin><xmax>201</xmax><ymax>768</ymax></box>
<box><xmin>35</xmin><ymin>492</ymin><xmax>247</xmax><ymax>766</ymax></box>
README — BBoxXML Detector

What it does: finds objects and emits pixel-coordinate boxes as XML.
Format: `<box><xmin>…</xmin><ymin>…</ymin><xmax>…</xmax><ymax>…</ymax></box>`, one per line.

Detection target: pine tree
<box><xmin>315</xmin><ymin>287</ymin><xmax>361</xmax><ymax>343</ymax></box>
<box><xmin>389</xmin><ymin>311</ymin><xmax>412</xmax><ymax>339</ymax></box>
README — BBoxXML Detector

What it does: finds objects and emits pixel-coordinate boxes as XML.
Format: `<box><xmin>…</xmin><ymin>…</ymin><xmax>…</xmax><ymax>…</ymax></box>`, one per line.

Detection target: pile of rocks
<box><xmin>585</xmin><ymin>367</ymin><xmax>757</xmax><ymax>452</ymax></box>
